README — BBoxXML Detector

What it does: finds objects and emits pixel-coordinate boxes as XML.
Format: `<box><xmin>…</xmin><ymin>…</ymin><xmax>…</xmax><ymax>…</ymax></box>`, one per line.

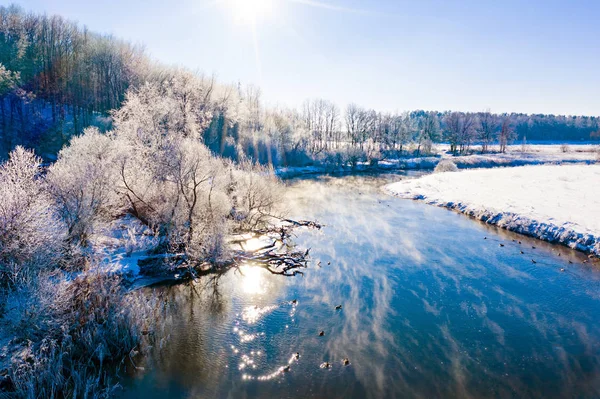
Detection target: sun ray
<box><xmin>251</xmin><ymin>21</ymin><xmax>264</xmax><ymax>86</ymax></box>
<box><xmin>286</xmin><ymin>0</ymin><xmax>374</xmax><ymax>15</ymax></box>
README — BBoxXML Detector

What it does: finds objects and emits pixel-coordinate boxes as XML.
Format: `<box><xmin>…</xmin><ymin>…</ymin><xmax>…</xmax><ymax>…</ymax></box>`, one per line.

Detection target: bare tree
<box><xmin>499</xmin><ymin>115</ymin><xmax>515</xmax><ymax>153</ymax></box>
<box><xmin>476</xmin><ymin>110</ymin><xmax>498</xmax><ymax>153</ymax></box>
<box><xmin>443</xmin><ymin>112</ymin><xmax>476</xmax><ymax>154</ymax></box>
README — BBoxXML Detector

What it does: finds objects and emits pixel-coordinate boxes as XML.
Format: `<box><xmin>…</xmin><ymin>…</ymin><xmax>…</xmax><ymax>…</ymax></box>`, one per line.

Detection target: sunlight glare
<box><xmin>239</xmin><ymin>265</ymin><xmax>266</xmax><ymax>295</ymax></box>
<box><xmin>226</xmin><ymin>0</ymin><xmax>276</xmax><ymax>25</ymax></box>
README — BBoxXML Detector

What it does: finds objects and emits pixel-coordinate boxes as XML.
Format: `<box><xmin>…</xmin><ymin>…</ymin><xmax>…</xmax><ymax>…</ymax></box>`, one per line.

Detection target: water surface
<box><xmin>123</xmin><ymin>173</ymin><xmax>600</xmax><ymax>398</ymax></box>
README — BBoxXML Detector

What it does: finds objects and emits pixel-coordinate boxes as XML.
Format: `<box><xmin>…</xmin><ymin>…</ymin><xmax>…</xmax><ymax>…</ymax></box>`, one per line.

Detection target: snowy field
<box><xmin>277</xmin><ymin>144</ymin><xmax>599</xmax><ymax>178</ymax></box>
<box><xmin>385</xmin><ymin>164</ymin><xmax>600</xmax><ymax>256</ymax></box>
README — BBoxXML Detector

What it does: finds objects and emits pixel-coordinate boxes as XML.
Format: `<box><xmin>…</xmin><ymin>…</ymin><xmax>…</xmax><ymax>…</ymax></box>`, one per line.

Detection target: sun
<box><xmin>226</xmin><ymin>0</ymin><xmax>276</xmax><ymax>25</ymax></box>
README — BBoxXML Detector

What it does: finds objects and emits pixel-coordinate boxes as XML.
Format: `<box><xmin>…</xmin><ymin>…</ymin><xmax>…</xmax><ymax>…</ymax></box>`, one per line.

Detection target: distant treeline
<box><xmin>1</xmin><ymin>4</ymin><xmax>599</xmax><ymax>162</ymax></box>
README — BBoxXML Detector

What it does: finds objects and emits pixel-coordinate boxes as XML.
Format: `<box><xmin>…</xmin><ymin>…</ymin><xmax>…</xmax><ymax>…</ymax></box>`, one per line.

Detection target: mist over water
<box><xmin>122</xmin><ymin>173</ymin><xmax>600</xmax><ymax>398</ymax></box>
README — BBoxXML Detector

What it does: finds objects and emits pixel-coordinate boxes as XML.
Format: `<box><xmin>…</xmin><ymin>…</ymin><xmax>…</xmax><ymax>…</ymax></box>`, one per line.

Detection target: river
<box><xmin>121</xmin><ymin>172</ymin><xmax>600</xmax><ymax>398</ymax></box>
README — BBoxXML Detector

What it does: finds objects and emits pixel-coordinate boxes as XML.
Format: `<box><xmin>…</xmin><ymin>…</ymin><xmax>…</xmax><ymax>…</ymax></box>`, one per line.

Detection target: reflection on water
<box><xmin>239</xmin><ymin>265</ymin><xmax>269</xmax><ymax>295</ymax></box>
<box><xmin>122</xmin><ymin>172</ymin><xmax>600</xmax><ymax>398</ymax></box>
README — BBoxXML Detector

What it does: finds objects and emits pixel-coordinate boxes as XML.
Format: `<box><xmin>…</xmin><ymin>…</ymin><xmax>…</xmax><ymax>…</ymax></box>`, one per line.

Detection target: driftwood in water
<box><xmin>138</xmin><ymin>219</ymin><xmax>321</xmax><ymax>282</ymax></box>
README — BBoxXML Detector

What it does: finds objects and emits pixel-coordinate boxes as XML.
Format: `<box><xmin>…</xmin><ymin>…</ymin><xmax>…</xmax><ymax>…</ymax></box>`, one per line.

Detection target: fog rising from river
<box><xmin>123</xmin><ymin>173</ymin><xmax>600</xmax><ymax>398</ymax></box>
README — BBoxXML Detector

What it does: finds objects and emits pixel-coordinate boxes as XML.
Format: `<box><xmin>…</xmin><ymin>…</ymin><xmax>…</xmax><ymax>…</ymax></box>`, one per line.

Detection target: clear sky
<box><xmin>14</xmin><ymin>0</ymin><xmax>600</xmax><ymax>115</ymax></box>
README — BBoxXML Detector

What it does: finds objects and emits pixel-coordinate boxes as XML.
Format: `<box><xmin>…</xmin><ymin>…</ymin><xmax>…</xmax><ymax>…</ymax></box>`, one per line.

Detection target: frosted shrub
<box><xmin>344</xmin><ymin>146</ymin><xmax>367</xmax><ymax>168</ymax></box>
<box><xmin>47</xmin><ymin>128</ymin><xmax>122</xmax><ymax>246</ymax></box>
<box><xmin>0</xmin><ymin>147</ymin><xmax>65</xmax><ymax>288</ymax></box>
<box><xmin>230</xmin><ymin>160</ymin><xmax>284</xmax><ymax>232</ymax></box>
<box><xmin>5</xmin><ymin>270</ymin><xmax>158</xmax><ymax>398</ymax></box>
<box><xmin>434</xmin><ymin>159</ymin><xmax>459</xmax><ymax>173</ymax></box>
<box><xmin>421</xmin><ymin>139</ymin><xmax>434</xmax><ymax>156</ymax></box>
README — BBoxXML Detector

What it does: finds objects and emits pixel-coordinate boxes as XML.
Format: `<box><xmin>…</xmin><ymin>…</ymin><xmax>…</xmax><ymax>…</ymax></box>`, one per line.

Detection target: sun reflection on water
<box><xmin>239</xmin><ymin>265</ymin><xmax>267</xmax><ymax>295</ymax></box>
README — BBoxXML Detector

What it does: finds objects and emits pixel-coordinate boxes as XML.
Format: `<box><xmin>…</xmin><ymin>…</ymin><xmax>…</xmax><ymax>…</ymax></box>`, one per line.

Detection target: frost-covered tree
<box><xmin>499</xmin><ymin>115</ymin><xmax>516</xmax><ymax>153</ymax></box>
<box><xmin>443</xmin><ymin>112</ymin><xmax>477</xmax><ymax>154</ymax></box>
<box><xmin>477</xmin><ymin>110</ymin><xmax>498</xmax><ymax>153</ymax></box>
<box><xmin>0</xmin><ymin>147</ymin><xmax>65</xmax><ymax>287</ymax></box>
<box><xmin>109</xmin><ymin>83</ymin><xmax>284</xmax><ymax>262</ymax></box>
<box><xmin>46</xmin><ymin>128</ymin><xmax>121</xmax><ymax>246</ymax></box>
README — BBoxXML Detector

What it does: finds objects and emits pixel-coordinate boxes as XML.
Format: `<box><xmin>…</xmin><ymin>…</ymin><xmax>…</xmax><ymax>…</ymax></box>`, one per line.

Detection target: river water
<box><xmin>122</xmin><ymin>173</ymin><xmax>600</xmax><ymax>398</ymax></box>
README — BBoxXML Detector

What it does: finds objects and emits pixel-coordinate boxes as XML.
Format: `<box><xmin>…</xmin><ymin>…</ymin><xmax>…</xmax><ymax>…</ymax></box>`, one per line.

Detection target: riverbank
<box><xmin>276</xmin><ymin>144</ymin><xmax>598</xmax><ymax>179</ymax></box>
<box><xmin>385</xmin><ymin>164</ymin><xmax>600</xmax><ymax>257</ymax></box>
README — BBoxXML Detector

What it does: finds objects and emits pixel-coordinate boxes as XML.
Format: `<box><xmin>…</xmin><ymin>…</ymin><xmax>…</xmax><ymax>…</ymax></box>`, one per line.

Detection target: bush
<box><xmin>3</xmin><ymin>270</ymin><xmax>157</xmax><ymax>398</ymax></box>
<box><xmin>434</xmin><ymin>159</ymin><xmax>459</xmax><ymax>173</ymax></box>
<box><xmin>0</xmin><ymin>147</ymin><xmax>66</xmax><ymax>290</ymax></box>
<box><xmin>421</xmin><ymin>139</ymin><xmax>434</xmax><ymax>156</ymax></box>
<box><xmin>46</xmin><ymin>128</ymin><xmax>122</xmax><ymax>247</ymax></box>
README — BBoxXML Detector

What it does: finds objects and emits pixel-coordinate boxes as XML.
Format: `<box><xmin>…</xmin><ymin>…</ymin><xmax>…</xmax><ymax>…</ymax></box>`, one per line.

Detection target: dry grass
<box><xmin>2</xmin><ymin>271</ymin><xmax>158</xmax><ymax>398</ymax></box>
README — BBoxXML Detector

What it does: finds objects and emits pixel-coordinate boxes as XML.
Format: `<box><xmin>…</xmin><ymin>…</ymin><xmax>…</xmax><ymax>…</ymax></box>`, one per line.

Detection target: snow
<box><xmin>276</xmin><ymin>144</ymin><xmax>599</xmax><ymax>178</ymax></box>
<box><xmin>88</xmin><ymin>215</ymin><xmax>160</xmax><ymax>281</ymax></box>
<box><xmin>385</xmin><ymin>164</ymin><xmax>600</xmax><ymax>255</ymax></box>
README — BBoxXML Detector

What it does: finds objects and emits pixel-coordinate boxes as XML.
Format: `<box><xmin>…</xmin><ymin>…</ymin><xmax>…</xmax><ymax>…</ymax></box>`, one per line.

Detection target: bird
<box><xmin>484</xmin><ymin>237</ymin><xmax>487</xmax><ymax>240</ymax></box>
<box><xmin>557</xmin><ymin>253</ymin><xmax>561</xmax><ymax>257</ymax></box>
<box><xmin>321</xmin><ymin>361</ymin><xmax>331</xmax><ymax>369</ymax></box>
<box><xmin>583</xmin><ymin>260</ymin><xmax>588</xmax><ymax>264</ymax></box>
<box><xmin>282</xmin><ymin>365</ymin><xmax>290</xmax><ymax>373</ymax></box>
<box><xmin>342</xmin><ymin>358</ymin><xmax>350</xmax><ymax>366</ymax></box>
<box><xmin>560</xmin><ymin>268</ymin><xmax>566</xmax><ymax>272</ymax></box>
<box><xmin>294</xmin><ymin>352</ymin><xmax>300</xmax><ymax>360</ymax></box>
<box><xmin>531</xmin><ymin>259</ymin><xmax>537</xmax><ymax>264</ymax></box>
<box><xmin>335</xmin><ymin>305</ymin><xmax>342</xmax><ymax>310</ymax></box>
<box><xmin>327</xmin><ymin>261</ymin><xmax>331</xmax><ymax>265</ymax></box>
<box><xmin>291</xmin><ymin>299</ymin><xmax>297</xmax><ymax>305</ymax></box>
<box><xmin>319</xmin><ymin>331</ymin><xmax>325</xmax><ymax>336</ymax></box>
<box><xmin>532</xmin><ymin>246</ymin><xmax>536</xmax><ymax>249</ymax></box>
<box><xmin>499</xmin><ymin>244</ymin><xmax>505</xmax><ymax>247</ymax></box>
<box><xmin>317</xmin><ymin>261</ymin><xmax>322</xmax><ymax>267</ymax></box>
<box><xmin>518</xmin><ymin>241</ymin><xmax>522</xmax><ymax>244</ymax></box>
<box><xmin>569</xmin><ymin>260</ymin><xmax>573</xmax><ymax>264</ymax></box>
<box><xmin>520</xmin><ymin>250</ymin><xmax>525</xmax><ymax>254</ymax></box>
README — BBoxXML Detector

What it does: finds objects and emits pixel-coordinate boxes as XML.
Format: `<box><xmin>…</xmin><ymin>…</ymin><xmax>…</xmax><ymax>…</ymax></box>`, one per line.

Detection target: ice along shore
<box><xmin>385</xmin><ymin>164</ymin><xmax>600</xmax><ymax>256</ymax></box>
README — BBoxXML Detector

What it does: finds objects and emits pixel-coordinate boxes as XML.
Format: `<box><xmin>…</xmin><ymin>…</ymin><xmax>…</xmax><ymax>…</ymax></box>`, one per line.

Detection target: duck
<box><xmin>560</xmin><ymin>268</ymin><xmax>566</xmax><ymax>272</ymax></box>
<box><xmin>342</xmin><ymin>358</ymin><xmax>350</xmax><ymax>366</ymax></box>
<box><xmin>484</xmin><ymin>237</ymin><xmax>487</xmax><ymax>240</ymax></box>
<box><xmin>291</xmin><ymin>299</ymin><xmax>298</xmax><ymax>305</ymax></box>
<box><xmin>568</xmin><ymin>260</ymin><xmax>573</xmax><ymax>264</ymax></box>
<box><xmin>282</xmin><ymin>365</ymin><xmax>290</xmax><ymax>373</ymax></box>
<box><xmin>531</xmin><ymin>259</ymin><xmax>537</xmax><ymax>264</ymax></box>
<box><xmin>335</xmin><ymin>305</ymin><xmax>342</xmax><ymax>310</ymax></box>
<box><xmin>321</xmin><ymin>361</ymin><xmax>331</xmax><ymax>369</ymax></box>
<box><xmin>327</xmin><ymin>261</ymin><xmax>331</xmax><ymax>265</ymax></box>
<box><xmin>518</xmin><ymin>241</ymin><xmax>522</xmax><ymax>244</ymax></box>
<box><xmin>532</xmin><ymin>246</ymin><xmax>536</xmax><ymax>249</ymax></box>
<box><xmin>294</xmin><ymin>352</ymin><xmax>300</xmax><ymax>360</ymax></box>
<box><xmin>319</xmin><ymin>331</ymin><xmax>325</xmax><ymax>336</ymax></box>
<box><xmin>499</xmin><ymin>244</ymin><xmax>505</xmax><ymax>247</ymax></box>
<box><xmin>520</xmin><ymin>250</ymin><xmax>525</xmax><ymax>254</ymax></box>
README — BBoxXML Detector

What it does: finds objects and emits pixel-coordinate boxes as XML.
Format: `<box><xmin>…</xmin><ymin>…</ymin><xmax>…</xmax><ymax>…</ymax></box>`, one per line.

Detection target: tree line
<box><xmin>1</xmin><ymin>4</ymin><xmax>599</xmax><ymax>165</ymax></box>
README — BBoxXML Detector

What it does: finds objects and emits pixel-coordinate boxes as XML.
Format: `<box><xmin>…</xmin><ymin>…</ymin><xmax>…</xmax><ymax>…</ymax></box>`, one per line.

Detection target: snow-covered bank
<box><xmin>276</xmin><ymin>144</ymin><xmax>598</xmax><ymax>179</ymax></box>
<box><xmin>385</xmin><ymin>164</ymin><xmax>600</xmax><ymax>256</ymax></box>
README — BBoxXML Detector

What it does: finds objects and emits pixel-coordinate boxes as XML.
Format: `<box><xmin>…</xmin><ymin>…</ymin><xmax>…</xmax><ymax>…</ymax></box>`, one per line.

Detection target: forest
<box><xmin>0</xmin><ymin>4</ymin><xmax>600</xmax><ymax>397</ymax></box>
<box><xmin>1</xmin><ymin>4</ymin><xmax>599</xmax><ymax>166</ymax></box>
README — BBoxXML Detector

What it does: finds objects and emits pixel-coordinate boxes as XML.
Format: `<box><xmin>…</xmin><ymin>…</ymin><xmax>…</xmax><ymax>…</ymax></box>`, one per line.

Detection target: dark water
<box><xmin>122</xmin><ymin>173</ymin><xmax>600</xmax><ymax>398</ymax></box>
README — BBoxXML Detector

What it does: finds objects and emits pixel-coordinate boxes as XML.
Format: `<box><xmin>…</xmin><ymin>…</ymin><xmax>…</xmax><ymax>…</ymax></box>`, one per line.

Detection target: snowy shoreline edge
<box><xmin>384</xmin><ymin>190</ymin><xmax>600</xmax><ymax>257</ymax></box>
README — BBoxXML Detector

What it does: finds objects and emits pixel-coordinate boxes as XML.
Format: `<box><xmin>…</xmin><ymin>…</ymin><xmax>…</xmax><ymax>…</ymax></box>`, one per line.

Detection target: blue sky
<box><xmin>15</xmin><ymin>0</ymin><xmax>600</xmax><ymax>115</ymax></box>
